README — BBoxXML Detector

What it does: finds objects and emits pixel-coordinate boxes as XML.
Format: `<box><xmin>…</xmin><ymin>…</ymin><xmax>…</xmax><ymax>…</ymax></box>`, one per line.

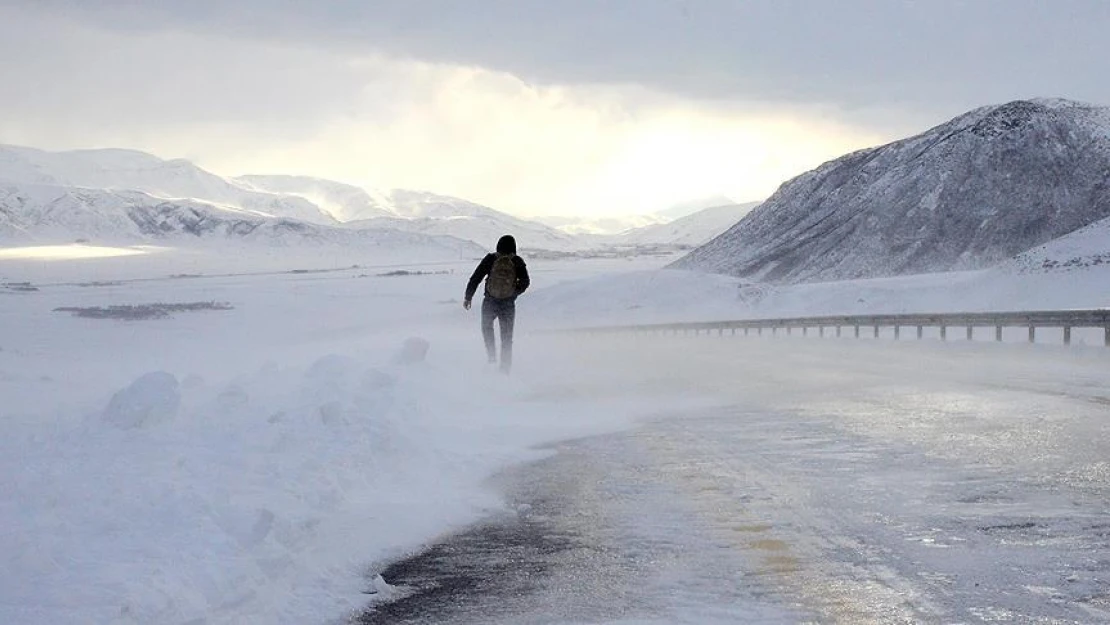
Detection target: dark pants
<box><xmin>481</xmin><ymin>296</ymin><xmax>516</xmax><ymax>371</ymax></box>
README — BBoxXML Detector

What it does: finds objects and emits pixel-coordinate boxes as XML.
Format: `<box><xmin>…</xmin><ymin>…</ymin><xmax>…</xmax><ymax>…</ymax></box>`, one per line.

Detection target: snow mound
<box><xmin>392</xmin><ymin>337</ymin><xmax>431</xmax><ymax>365</ymax></box>
<box><xmin>102</xmin><ymin>371</ymin><xmax>180</xmax><ymax>429</ymax></box>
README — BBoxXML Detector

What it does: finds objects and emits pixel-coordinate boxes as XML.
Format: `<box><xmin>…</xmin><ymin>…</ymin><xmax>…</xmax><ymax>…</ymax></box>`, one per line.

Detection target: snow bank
<box><xmin>0</xmin><ymin>338</ymin><xmax>648</xmax><ymax>625</ymax></box>
<box><xmin>102</xmin><ymin>371</ymin><xmax>181</xmax><ymax>429</ymax></box>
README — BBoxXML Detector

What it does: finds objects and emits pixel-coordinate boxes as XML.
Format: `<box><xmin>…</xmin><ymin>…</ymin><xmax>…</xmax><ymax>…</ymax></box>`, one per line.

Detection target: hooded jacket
<box><xmin>465</xmin><ymin>235</ymin><xmax>530</xmax><ymax>302</ymax></box>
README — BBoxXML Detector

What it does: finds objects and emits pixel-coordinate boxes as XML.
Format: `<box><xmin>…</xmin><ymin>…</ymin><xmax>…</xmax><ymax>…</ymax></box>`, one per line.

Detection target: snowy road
<box><xmin>360</xmin><ymin>337</ymin><xmax>1110</xmax><ymax>624</ymax></box>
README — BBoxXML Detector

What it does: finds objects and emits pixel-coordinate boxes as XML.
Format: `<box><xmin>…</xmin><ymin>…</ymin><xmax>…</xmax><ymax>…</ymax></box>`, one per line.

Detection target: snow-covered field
<box><xmin>3</xmin><ymin>245</ymin><xmax>1110</xmax><ymax>624</ymax></box>
<box><xmin>0</xmin><ymin>248</ymin><xmax>692</xmax><ymax>624</ymax></box>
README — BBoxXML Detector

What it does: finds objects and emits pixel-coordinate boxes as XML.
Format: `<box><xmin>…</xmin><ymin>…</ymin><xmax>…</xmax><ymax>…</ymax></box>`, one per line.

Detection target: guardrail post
<box><xmin>917</xmin><ymin>325</ymin><xmax>923</xmax><ymax>340</ymax></box>
<box><xmin>966</xmin><ymin>326</ymin><xmax>973</xmax><ymax>342</ymax></box>
<box><xmin>1064</xmin><ymin>326</ymin><xmax>1072</xmax><ymax>345</ymax></box>
<box><xmin>1028</xmin><ymin>326</ymin><xmax>1035</xmax><ymax>343</ymax></box>
<box><xmin>940</xmin><ymin>325</ymin><xmax>947</xmax><ymax>341</ymax></box>
<box><xmin>995</xmin><ymin>325</ymin><xmax>1003</xmax><ymax>342</ymax></box>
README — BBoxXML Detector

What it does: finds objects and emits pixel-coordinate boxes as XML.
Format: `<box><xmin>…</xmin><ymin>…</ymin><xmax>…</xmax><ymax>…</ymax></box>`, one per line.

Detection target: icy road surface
<box><xmin>361</xmin><ymin>336</ymin><xmax>1110</xmax><ymax>624</ymax></box>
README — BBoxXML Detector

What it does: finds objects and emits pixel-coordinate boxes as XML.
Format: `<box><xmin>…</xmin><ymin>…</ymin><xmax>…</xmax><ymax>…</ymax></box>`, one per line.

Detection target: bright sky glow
<box><xmin>199</xmin><ymin>63</ymin><xmax>884</xmax><ymax>218</ymax></box>
<box><xmin>1</xmin><ymin>2</ymin><xmax>1107</xmax><ymax>218</ymax></box>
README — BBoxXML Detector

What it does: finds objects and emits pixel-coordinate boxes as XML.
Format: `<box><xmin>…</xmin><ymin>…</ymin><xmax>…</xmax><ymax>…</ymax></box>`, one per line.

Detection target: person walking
<box><xmin>464</xmin><ymin>235</ymin><xmax>530</xmax><ymax>373</ymax></box>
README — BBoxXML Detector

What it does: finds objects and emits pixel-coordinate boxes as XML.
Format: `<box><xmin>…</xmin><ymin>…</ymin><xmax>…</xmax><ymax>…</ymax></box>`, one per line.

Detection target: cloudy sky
<box><xmin>1</xmin><ymin>1</ymin><xmax>1108</xmax><ymax>218</ymax></box>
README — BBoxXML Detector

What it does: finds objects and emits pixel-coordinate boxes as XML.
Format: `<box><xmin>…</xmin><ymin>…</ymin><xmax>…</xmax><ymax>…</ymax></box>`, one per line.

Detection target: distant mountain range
<box><xmin>0</xmin><ymin>144</ymin><xmax>754</xmax><ymax>255</ymax></box>
<box><xmin>0</xmin><ymin>145</ymin><xmax>578</xmax><ymax>253</ymax></box>
<box><xmin>615</xmin><ymin>202</ymin><xmax>761</xmax><ymax>247</ymax></box>
<box><xmin>674</xmin><ymin>98</ymin><xmax>1110</xmax><ymax>283</ymax></box>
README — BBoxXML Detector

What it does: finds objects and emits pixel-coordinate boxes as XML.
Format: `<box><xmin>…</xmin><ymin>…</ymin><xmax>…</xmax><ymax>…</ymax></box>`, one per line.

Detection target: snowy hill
<box><xmin>534</xmin><ymin>214</ymin><xmax>667</xmax><ymax>236</ymax></box>
<box><xmin>240</xmin><ymin>178</ymin><xmax>581</xmax><ymax>250</ymax></box>
<box><xmin>235</xmin><ymin>174</ymin><xmax>394</xmax><ymax>221</ymax></box>
<box><xmin>673</xmin><ymin>99</ymin><xmax>1110</xmax><ymax>283</ymax></box>
<box><xmin>654</xmin><ymin>195</ymin><xmax>738</xmax><ymax>220</ymax></box>
<box><xmin>0</xmin><ymin>145</ymin><xmax>572</xmax><ymax>252</ymax></box>
<box><xmin>237</xmin><ymin>176</ymin><xmax>580</xmax><ymax>249</ymax></box>
<box><xmin>0</xmin><ymin>182</ymin><xmax>483</xmax><ymax>258</ymax></box>
<box><xmin>616</xmin><ymin>202</ymin><xmax>761</xmax><ymax>247</ymax></box>
<box><xmin>1005</xmin><ymin>213</ymin><xmax>1110</xmax><ymax>274</ymax></box>
<box><xmin>0</xmin><ymin>145</ymin><xmax>336</xmax><ymax>225</ymax></box>
<box><xmin>351</xmin><ymin>213</ymin><xmax>579</xmax><ymax>252</ymax></box>
<box><xmin>533</xmin><ymin>196</ymin><xmax>745</xmax><ymax>237</ymax></box>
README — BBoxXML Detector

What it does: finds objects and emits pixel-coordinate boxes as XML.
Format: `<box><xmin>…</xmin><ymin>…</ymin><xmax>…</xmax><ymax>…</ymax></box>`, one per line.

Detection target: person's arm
<box><xmin>464</xmin><ymin>254</ymin><xmax>494</xmax><ymax>307</ymax></box>
<box><xmin>514</xmin><ymin>257</ymin><xmax>530</xmax><ymax>295</ymax></box>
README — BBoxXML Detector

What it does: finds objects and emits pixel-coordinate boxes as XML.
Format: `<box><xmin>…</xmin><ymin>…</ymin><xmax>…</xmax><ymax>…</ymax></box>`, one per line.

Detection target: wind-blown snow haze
<box><xmin>4</xmin><ymin>2</ymin><xmax>1110</xmax><ymax>623</ymax></box>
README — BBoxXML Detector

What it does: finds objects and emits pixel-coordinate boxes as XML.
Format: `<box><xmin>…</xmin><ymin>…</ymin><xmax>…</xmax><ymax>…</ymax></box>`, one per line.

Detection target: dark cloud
<box><xmin>9</xmin><ymin>0</ymin><xmax>1110</xmax><ymax>117</ymax></box>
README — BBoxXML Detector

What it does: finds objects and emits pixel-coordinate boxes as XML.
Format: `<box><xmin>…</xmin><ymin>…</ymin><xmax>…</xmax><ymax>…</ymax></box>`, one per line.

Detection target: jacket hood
<box><xmin>496</xmin><ymin>235</ymin><xmax>517</xmax><ymax>255</ymax></box>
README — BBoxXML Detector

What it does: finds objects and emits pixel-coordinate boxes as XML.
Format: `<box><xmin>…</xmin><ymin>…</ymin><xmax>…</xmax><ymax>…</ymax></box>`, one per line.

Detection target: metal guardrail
<box><xmin>574</xmin><ymin>309</ymin><xmax>1110</xmax><ymax>346</ymax></box>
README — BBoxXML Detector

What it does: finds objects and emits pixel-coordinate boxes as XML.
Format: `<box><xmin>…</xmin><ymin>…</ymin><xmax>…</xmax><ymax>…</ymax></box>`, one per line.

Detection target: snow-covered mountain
<box><xmin>534</xmin><ymin>214</ymin><xmax>667</xmax><ymax>236</ymax></box>
<box><xmin>243</xmin><ymin>178</ymin><xmax>580</xmax><ymax>250</ymax></box>
<box><xmin>0</xmin><ymin>145</ymin><xmax>573</xmax><ymax>252</ymax></box>
<box><xmin>616</xmin><ymin>201</ymin><xmax>761</xmax><ymax>247</ymax></box>
<box><xmin>654</xmin><ymin>195</ymin><xmax>738</xmax><ymax>221</ymax></box>
<box><xmin>363</xmin><ymin>190</ymin><xmax>581</xmax><ymax>251</ymax></box>
<box><xmin>0</xmin><ymin>182</ymin><xmax>483</xmax><ymax>257</ymax></box>
<box><xmin>534</xmin><ymin>196</ymin><xmax>744</xmax><ymax>237</ymax></box>
<box><xmin>674</xmin><ymin>99</ymin><xmax>1110</xmax><ymax>283</ymax></box>
<box><xmin>350</xmin><ymin>214</ymin><xmax>579</xmax><ymax>252</ymax></box>
<box><xmin>235</xmin><ymin>175</ymin><xmax>394</xmax><ymax>222</ymax></box>
<box><xmin>0</xmin><ymin>145</ymin><xmax>336</xmax><ymax>225</ymax></box>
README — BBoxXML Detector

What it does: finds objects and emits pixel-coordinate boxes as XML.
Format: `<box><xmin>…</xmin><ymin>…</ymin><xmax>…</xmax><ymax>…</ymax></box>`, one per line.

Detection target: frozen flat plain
<box><xmin>2</xmin><ymin>245</ymin><xmax>1109</xmax><ymax>624</ymax></box>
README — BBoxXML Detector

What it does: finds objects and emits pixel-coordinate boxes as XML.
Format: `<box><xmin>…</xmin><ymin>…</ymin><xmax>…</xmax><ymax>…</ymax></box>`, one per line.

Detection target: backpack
<box><xmin>486</xmin><ymin>253</ymin><xmax>518</xmax><ymax>299</ymax></box>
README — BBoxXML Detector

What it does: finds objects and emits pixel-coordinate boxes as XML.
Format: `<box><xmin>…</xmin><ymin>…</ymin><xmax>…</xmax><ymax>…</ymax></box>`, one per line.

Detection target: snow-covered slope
<box><xmin>0</xmin><ymin>145</ymin><xmax>336</xmax><ymax>225</ymax></box>
<box><xmin>533</xmin><ymin>214</ymin><xmax>667</xmax><ymax>236</ymax></box>
<box><xmin>0</xmin><ymin>183</ymin><xmax>483</xmax><ymax>259</ymax></box>
<box><xmin>654</xmin><ymin>195</ymin><xmax>738</xmax><ymax>220</ymax></box>
<box><xmin>616</xmin><ymin>202</ymin><xmax>761</xmax><ymax>247</ymax></box>
<box><xmin>239</xmin><ymin>178</ymin><xmax>580</xmax><ymax>250</ymax></box>
<box><xmin>0</xmin><ymin>145</ymin><xmax>575</xmax><ymax>252</ymax></box>
<box><xmin>340</xmin><ymin>190</ymin><xmax>577</xmax><ymax>251</ymax></box>
<box><xmin>235</xmin><ymin>174</ymin><xmax>394</xmax><ymax>222</ymax></box>
<box><xmin>1005</xmin><ymin>213</ymin><xmax>1110</xmax><ymax>273</ymax></box>
<box><xmin>533</xmin><ymin>197</ymin><xmax>747</xmax><ymax>238</ymax></box>
<box><xmin>674</xmin><ymin>99</ymin><xmax>1110</xmax><ymax>283</ymax></box>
